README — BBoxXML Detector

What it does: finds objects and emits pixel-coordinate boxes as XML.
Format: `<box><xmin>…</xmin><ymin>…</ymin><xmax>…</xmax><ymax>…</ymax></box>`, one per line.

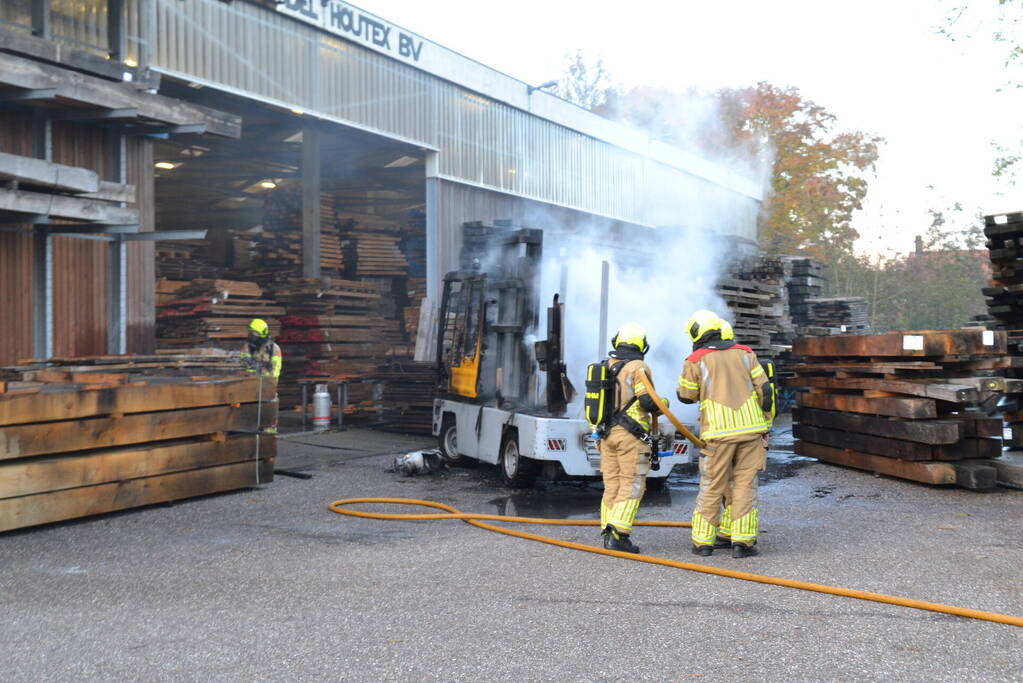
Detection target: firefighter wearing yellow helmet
<box><xmin>241</xmin><ymin>318</ymin><xmax>283</xmax><ymax>434</ymax></box>
<box><xmin>597</xmin><ymin>322</ymin><xmax>665</xmax><ymax>554</ymax></box>
<box><xmin>676</xmin><ymin>310</ymin><xmax>772</xmax><ymax>558</ymax></box>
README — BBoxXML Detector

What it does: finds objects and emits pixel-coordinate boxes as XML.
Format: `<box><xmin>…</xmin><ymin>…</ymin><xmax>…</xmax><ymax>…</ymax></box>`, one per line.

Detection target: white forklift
<box><xmin>432</xmin><ymin>222</ymin><xmax>693</xmax><ymax>488</ymax></box>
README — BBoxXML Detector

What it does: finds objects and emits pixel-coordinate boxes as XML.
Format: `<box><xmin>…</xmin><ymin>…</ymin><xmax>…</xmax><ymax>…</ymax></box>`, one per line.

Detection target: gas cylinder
<box><xmin>312</xmin><ymin>384</ymin><xmax>332</xmax><ymax>431</ymax></box>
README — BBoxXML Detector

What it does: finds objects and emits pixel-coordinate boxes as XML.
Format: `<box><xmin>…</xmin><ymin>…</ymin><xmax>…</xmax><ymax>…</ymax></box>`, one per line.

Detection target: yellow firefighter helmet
<box><xmin>611</xmin><ymin>322</ymin><xmax>650</xmax><ymax>354</ymax></box>
<box><xmin>686</xmin><ymin>310</ymin><xmax>733</xmax><ymax>344</ymax></box>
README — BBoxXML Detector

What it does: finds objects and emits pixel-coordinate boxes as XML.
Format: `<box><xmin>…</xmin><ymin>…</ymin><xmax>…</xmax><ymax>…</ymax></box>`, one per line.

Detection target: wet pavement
<box><xmin>2</xmin><ymin>420</ymin><xmax>1022</xmax><ymax>681</ymax></box>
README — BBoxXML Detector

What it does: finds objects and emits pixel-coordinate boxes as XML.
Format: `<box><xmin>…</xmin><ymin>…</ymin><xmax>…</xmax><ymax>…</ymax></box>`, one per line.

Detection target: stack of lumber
<box><xmin>782</xmin><ymin>256</ymin><xmax>825</xmax><ymax>330</ymax></box>
<box><xmin>253</xmin><ymin>187</ymin><xmax>344</xmax><ymax>281</ymax></box>
<box><xmin>717</xmin><ymin>277</ymin><xmax>784</xmax><ymax>358</ymax></box>
<box><xmin>0</xmin><ymin>373</ymin><xmax>275</xmax><ymax>532</ymax></box>
<box><xmin>368</xmin><ymin>361</ymin><xmax>437</xmax><ymax>435</ymax></box>
<box><xmin>155</xmin><ymin>240</ymin><xmax>226</xmax><ymax>281</ymax></box>
<box><xmin>156</xmin><ymin>279</ymin><xmax>283</xmax><ymax>350</ymax></box>
<box><xmin>8</xmin><ymin>350</ymin><xmax>246</xmax><ymax>378</ymax></box>
<box><xmin>982</xmin><ymin>210</ymin><xmax>1023</xmax><ymax>352</ymax></box>
<box><xmin>271</xmin><ymin>278</ymin><xmax>386</xmax><ymax>406</ymax></box>
<box><xmin>339</xmin><ymin>217</ymin><xmax>408</xmax><ymax>277</ymax></box>
<box><xmin>801</xmin><ymin>297</ymin><xmax>871</xmax><ymax>335</ymax></box>
<box><xmin>790</xmin><ymin>329</ymin><xmax>1017</xmax><ymax>490</ymax></box>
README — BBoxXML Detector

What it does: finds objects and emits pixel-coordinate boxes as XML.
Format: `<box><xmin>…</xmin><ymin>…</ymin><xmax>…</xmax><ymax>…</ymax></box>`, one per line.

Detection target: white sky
<box><xmin>357</xmin><ymin>0</ymin><xmax>1022</xmax><ymax>255</ymax></box>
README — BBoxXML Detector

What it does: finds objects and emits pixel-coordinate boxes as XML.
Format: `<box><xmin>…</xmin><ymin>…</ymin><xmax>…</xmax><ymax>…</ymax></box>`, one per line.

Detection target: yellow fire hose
<box><xmin>637</xmin><ymin>368</ymin><xmax>705</xmax><ymax>449</ymax></box>
<box><xmin>328</xmin><ymin>497</ymin><xmax>1023</xmax><ymax>628</ymax></box>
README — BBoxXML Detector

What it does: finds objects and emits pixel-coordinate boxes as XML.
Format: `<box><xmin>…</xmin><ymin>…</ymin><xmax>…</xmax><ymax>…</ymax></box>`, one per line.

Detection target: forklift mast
<box><xmin>436</xmin><ymin>221</ymin><xmax>571</xmax><ymax>416</ymax></box>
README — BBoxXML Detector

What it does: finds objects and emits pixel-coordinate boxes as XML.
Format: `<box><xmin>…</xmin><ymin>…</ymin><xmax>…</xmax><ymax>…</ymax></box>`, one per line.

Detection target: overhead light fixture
<box><xmin>154</xmin><ymin>161</ymin><xmax>178</xmax><ymax>170</ymax></box>
<box><xmin>384</xmin><ymin>155</ymin><xmax>418</xmax><ymax>168</ymax></box>
<box><xmin>528</xmin><ymin>80</ymin><xmax>558</xmax><ymax>96</ymax></box>
<box><xmin>282</xmin><ymin>131</ymin><xmax>304</xmax><ymax>143</ymax></box>
<box><xmin>123</xmin><ymin>58</ymin><xmax>138</xmax><ymax>67</ymax></box>
<box><xmin>260</xmin><ymin>180</ymin><xmax>277</xmax><ymax>189</ymax></box>
<box><xmin>290</xmin><ymin>108</ymin><xmax>304</xmax><ymax>115</ymax></box>
<box><xmin>187</xmin><ymin>81</ymin><xmax>204</xmax><ymax>90</ymax></box>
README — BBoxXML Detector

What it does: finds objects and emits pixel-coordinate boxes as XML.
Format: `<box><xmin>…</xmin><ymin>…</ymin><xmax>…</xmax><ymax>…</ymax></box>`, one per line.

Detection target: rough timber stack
<box><xmin>783</xmin><ymin>257</ymin><xmax>825</xmax><ymax>330</ymax></box>
<box><xmin>790</xmin><ymin>329</ymin><xmax>1017</xmax><ymax>490</ymax></box>
<box><xmin>0</xmin><ymin>364</ymin><xmax>275</xmax><ymax>532</ymax></box>
<box><xmin>981</xmin><ymin>210</ymin><xmax>1023</xmax><ymax>449</ymax></box>
<box><xmin>801</xmin><ymin>297</ymin><xmax>871</xmax><ymax>336</ymax></box>
<box><xmin>717</xmin><ymin>249</ymin><xmax>786</xmax><ymax>358</ymax></box>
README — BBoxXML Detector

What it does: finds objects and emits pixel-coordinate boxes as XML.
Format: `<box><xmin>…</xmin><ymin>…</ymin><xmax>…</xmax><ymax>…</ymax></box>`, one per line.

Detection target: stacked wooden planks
<box><xmin>338</xmin><ymin>216</ymin><xmax>408</xmax><ymax>277</ymax></box>
<box><xmin>156</xmin><ymin>279</ymin><xmax>283</xmax><ymax>350</ymax></box>
<box><xmin>801</xmin><ymin>297</ymin><xmax>871</xmax><ymax>336</ymax></box>
<box><xmin>717</xmin><ymin>277</ymin><xmax>784</xmax><ymax>358</ymax></box>
<box><xmin>783</xmin><ymin>256</ymin><xmax>825</xmax><ymax>331</ymax></box>
<box><xmin>368</xmin><ymin>361</ymin><xmax>437</xmax><ymax>435</ymax></box>
<box><xmin>253</xmin><ymin>187</ymin><xmax>345</xmax><ymax>281</ymax></box>
<box><xmin>0</xmin><ymin>373</ymin><xmax>275</xmax><ymax>532</ymax></box>
<box><xmin>272</xmin><ymin>278</ymin><xmax>385</xmax><ymax>406</ymax></box>
<box><xmin>791</xmin><ymin>329</ymin><xmax>1011</xmax><ymax>490</ymax></box>
<box><xmin>979</xmin><ymin>210</ymin><xmax>1023</xmax><ymax>453</ymax></box>
<box><xmin>9</xmin><ymin>350</ymin><xmax>246</xmax><ymax>378</ymax></box>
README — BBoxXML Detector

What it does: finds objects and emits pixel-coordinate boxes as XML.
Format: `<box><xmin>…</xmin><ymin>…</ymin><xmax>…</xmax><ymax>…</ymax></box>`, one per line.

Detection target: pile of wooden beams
<box><xmin>156</xmin><ymin>279</ymin><xmax>283</xmax><ymax>350</ymax></box>
<box><xmin>367</xmin><ymin>361</ymin><xmax>437</xmax><ymax>435</ymax></box>
<box><xmin>791</xmin><ymin>329</ymin><xmax>1013</xmax><ymax>490</ymax></box>
<box><xmin>716</xmin><ymin>249</ymin><xmax>787</xmax><ymax>358</ymax></box>
<box><xmin>783</xmin><ymin>257</ymin><xmax>825</xmax><ymax>331</ymax></box>
<box><xmin>339</xmin><ymin>216</ymin><xmax>408</xmax><ymax>277</ymax></box>
<box><xmin>252</xmin><ymin>187</ymin><xmax>345</xmax><ymax>281</ymax></box>
<box><xmin>8</xmin><ymin>350</ymin><xmax>246</xmax><ymax>379</ymax></box>
<box><xmin>801</xmin><ymin>297</ymin><xmax>871</xmax><ymax>336</ymax></box>
<box><xmin>0</xmin><ymin>373</ymin><xmax>274</xmax><ymax>532</ymax></box>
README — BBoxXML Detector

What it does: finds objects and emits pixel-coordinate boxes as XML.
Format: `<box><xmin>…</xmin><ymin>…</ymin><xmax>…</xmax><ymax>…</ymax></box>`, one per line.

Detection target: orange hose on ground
<box><xmin>328</xmin><ymin>497</ymin><xmax>1023</xmax><ymax>629</ymax></box>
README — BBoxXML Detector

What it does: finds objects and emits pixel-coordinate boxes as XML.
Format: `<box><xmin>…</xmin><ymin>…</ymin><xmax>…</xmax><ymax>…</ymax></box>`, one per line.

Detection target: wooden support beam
<box><xmin>797</xmin><ymin>391</ymin><xmax>937</xmax><ymax>418</ymax></box>
<box><xmin>793</xmin><ymin>328</ymin><xmax>1007</xmax><ymax>358</ymax></box>
<box><xmin>0</xmin><ymin>150</ymin><xmax>99</xmax><ymax>193</ymax></box>
<box><xmin>0</xmin><ymin>52</ymin><xmax>240</xmax><ymax>137</ymax></box>
<box><xmin>44</xmin><ymin>107</ymin><xmax>139</xmax><ymax>122</ymax></box>
<box><xmin>0</xmin><ymin>458</ymin><xmax>274</xmax><ymax>532</ymax></box>
<box><xmin>792</xmin><ymin>407</ymin><xmax>960</xmax><ymax>444</ymax></box>
<box><xmin>0</xmin><ymin>187</ymin><xmax>138</xmax><ymax>223</ymax></box>
<box><xmin>0</xmin><ymin>376</ymin><xmax>272</xmax><ymax>426</ymax></box>
<box><xmin>0</xmin><ymin>87</ymin><xmax>57</xmax><ymax>102</ymax></box>
<box><xmin>0</xmin><ymin>25</ymin><xmax>159</xmax><ymax>86</ymax></box>
<box><xmin>795</xmin><ymin>441</ymin><xmax>957</xmax><ymax>485</ymax></box>
<box><xmin>794</xmin><ymin>424</ymin><xmax>1000</xmax><ymax>461</ymax></box>
<box><xmin>81</xmin><ymin>180</ymin><xmax>136</xmax><ymax>203</ymax></box>
<box><xmin>795</xmin><ymin>376</ymin><xmax>982</xmax><ymax>403</ymax></box>
<box><xmin>0</xmin><ymin>435</ymin><xmax>273</xmax><ymax>499</ymax></box>
<box><xmin>0</xmin><ymin>403</ymin><xmax>273</xmax><ymax>460</ymax></box>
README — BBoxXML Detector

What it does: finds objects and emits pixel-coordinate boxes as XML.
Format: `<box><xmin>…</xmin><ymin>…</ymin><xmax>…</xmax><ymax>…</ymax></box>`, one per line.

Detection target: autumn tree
<box><xmin>712</xmin><ymin>83</ymin><xmax>883</xmax><ymax>260</ymax></box>
<box><xmin>552</xmin><ymin>50</ymin><xmax>619</xmax><ymax>114</ymax></box>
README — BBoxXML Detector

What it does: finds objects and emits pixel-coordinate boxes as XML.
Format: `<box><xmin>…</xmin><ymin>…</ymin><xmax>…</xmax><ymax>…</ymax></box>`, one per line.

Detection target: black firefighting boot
<box><xmin>601</xmin><ymin>526</ymin><xmax>613</xmax><ymax>549</ymax></box>
<box><xmin>691</xmin><ymin>544</ymin><xmax>713</xmax><ymax>557</ymax></box>
<box><xmin>732</xmin><ymin>542</ymin><xmax>759</xmax><ymax>558</ymax></box>
<box><xmin>606</xmin><ymin>528</ymin><xmax>640</xmax><ymax>554</ymax></box>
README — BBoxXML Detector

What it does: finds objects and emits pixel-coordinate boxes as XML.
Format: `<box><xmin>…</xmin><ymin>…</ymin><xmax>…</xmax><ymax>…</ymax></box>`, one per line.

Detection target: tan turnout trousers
<box><xmin>691</xmin><ymin>433</ymin><xmax>766</xmax><ymax>547</ymax></box>
<box><xmin>599</xmin><ymin>425</ymin><xmax>650</xmax><ymax>534</ymax></box>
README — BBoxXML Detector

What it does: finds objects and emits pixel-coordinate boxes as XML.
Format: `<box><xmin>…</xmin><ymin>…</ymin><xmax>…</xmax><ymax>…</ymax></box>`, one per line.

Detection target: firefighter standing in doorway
<box><xmin>241</xmin><ymin>318</ymin><xmax>283</xmax><ymax>435</ymax></box>
<box><xmin>676</xmin><ymin>310</ymin><xmax>772</xmax><ymax>558</ymax></box>
<box><xmin>599</xmin><ymin>323</ymin><xmax>665</xmax><ymax>554</ymax></box>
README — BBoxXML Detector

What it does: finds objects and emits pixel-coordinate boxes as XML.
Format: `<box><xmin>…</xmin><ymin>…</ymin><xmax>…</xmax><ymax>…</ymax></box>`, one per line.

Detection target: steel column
<box><xmin>425</xmin><ymin>152</ymin><xmax>440</xmax><ymax>302</ymax></box>
<box><xmin>31</xmin><ymin>0</ymin><xmax>50</xmax><ymax>39</ymax></box>
<box><xmin>597</xmin><ymin>260</ymin><xmax>609</xmax><ymax>358</ymax></box>
<box><xmin>301</xmin><ymin>126</ymin><xmax>321</xmax><ymax>279</ymax></box>
<box><xmin>31</xmin><ymin>109</ymin><xmax>52</xmax><ymax>360</ymax></box>
<box><xmin>106</xmin><ymin>130</ymin><xmax>128</xmax><ymax>354</ymax></box>
<box><xmin>108</xmin><ymin>0</ymin><xmax>126</xmax><ymax>62</ymax></box>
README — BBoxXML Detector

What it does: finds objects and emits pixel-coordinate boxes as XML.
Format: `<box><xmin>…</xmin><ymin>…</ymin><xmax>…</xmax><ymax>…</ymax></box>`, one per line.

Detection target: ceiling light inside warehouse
<box><xmin>154</xmin><ymin>161</ymin><xmax>178</xmax><ymax>170</ymax></box>
<box><xmin>384</xmin><ymin>155</ymin><xmax>418</xmax><ymax>168</ymax></box>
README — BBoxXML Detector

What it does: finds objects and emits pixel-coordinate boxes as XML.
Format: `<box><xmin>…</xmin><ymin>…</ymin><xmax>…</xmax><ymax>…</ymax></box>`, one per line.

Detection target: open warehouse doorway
<box><xmin>150</xmin><ymin>84</ymin><xmax>428</xmax><ymax>412</ymax></box>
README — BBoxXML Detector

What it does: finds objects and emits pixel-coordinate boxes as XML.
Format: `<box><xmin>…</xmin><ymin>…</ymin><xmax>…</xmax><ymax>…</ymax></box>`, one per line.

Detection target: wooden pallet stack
<box><xmin>801</xmin><ymin>297</ymin><xmax>871</xmax><ymax>335</ymax></box>
<box><xmin>253</xmin><ymin>187</ymin><xmax>344</xmax><ymax>281</ymax></box>
<box><xmin>717</xmin><ymin>277</ymin><xmax>784</xmax><ymax>358</ymax></box>
<box><xmin>368</xmin><ymin>361</ymin><xmax>437</xmax><ymax>435</ymax></box>
<box><xmin>156</xmin><ymin>279</ymin><xmax>283</xmax><ymax>350</ymax></box>
<box><xmin>790</xmin><ymin>329</ymin><xmax>1013</xmax><ymax>490</ymax></box>
<box><xmin>0</xmin><ymin>371</ymin><xmax>275</xmax><ymax>532</ymax></box>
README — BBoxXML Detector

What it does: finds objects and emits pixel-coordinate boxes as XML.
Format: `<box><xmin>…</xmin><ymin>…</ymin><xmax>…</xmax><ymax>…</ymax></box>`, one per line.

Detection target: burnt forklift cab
<box><xmin>435</xmin><ymin>224</ymin><xmax>571</xmax><ymax>415</ymax></box>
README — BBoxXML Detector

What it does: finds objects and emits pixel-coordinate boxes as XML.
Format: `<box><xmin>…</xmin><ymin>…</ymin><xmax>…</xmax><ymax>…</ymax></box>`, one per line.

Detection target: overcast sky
<box><xmin>358</xmin><ymin>0</ymin><xmax>1021</xmax><ymax>255</ymax></box>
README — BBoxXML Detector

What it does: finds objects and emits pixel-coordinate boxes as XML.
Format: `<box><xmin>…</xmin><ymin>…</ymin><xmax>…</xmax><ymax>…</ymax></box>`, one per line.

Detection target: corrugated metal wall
<box><xmin>152</xmin><ymin>0</ymin><xmax>758</xmax><ymax>239</ymax></box>
<box><xmin>0</xmin><ymin>109</ymin><xmax>156</xmax><ymax>363</ymax></box>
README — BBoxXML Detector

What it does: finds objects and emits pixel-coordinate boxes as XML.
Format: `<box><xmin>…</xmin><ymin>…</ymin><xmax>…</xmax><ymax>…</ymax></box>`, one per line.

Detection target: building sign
<box><xmin>277</xmin><ymin>0</ymin><xmax>425</xmax><ymax>64</ymax></box>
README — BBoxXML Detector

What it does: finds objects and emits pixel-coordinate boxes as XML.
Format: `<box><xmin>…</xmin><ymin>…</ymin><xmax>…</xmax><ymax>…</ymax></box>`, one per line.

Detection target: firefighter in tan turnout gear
<box><xmin>676</xmin><ymin>310</ymin><xmax>772</xmax><ymax>558</ymax></box>
<box><xmin>598</xmin><ymin>323</ymin><xmax>665</xmax><ymax>554</ymax></box>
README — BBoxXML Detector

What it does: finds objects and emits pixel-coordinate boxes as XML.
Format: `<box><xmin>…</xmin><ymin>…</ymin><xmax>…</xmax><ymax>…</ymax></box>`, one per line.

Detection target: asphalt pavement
<box><xmin>2</xmin><ymin>423</ymin><xmax>1022</xmax><ymax>681</ymax></box>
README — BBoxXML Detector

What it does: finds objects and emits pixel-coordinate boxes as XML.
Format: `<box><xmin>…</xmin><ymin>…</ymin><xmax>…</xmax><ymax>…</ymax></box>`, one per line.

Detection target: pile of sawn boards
<box><xmin>0</xmin><ymin>372</ymin><xmax>275</xmax><ymax>532</ymax></box>
<box><xmin>790</xmin><ymin>329</ymin><xmax>1018</xmax><ymax>490</ymax></box>
<box><xmin>980</xmin><ymin>210</ymin><xmax>1023</xmax><ymax>449</ymax></box>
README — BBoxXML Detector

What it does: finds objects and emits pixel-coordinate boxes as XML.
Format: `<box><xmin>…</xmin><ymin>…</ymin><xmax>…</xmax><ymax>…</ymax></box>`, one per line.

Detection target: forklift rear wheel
<box><xmin>438</xmin><ymin>415</ymin><xmax>467</xmax><ymax>465</ymax></box>
<box><xmin>499</xmin><ymin>430</ymin><xmax>540</xmax><ymax>488</ymax></box>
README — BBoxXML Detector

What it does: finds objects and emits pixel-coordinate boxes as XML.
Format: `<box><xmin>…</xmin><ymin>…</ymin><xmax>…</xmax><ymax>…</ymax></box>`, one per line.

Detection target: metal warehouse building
<box><xmin>0</xmin><ymin>0</ymin><xmax>761</xmax><ymax>367</ymax></box>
